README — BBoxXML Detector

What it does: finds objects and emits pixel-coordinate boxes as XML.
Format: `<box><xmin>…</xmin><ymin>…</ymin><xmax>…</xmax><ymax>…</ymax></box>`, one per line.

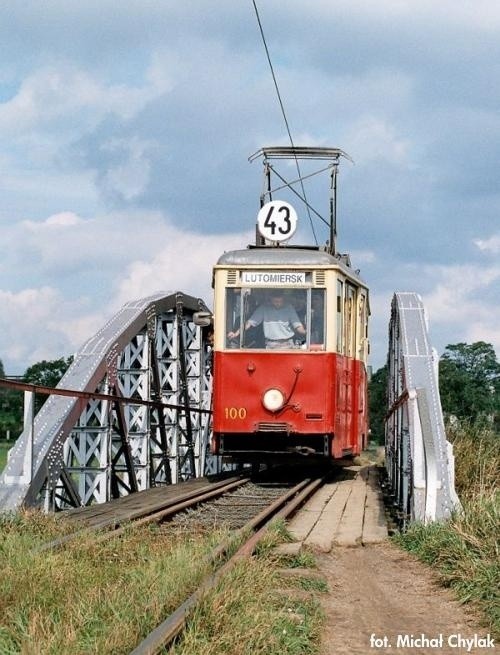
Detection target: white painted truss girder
<box><xmin>0</xmin><ymin>291</ymin><xmax>217</xmax><ymax>512</ymax></box>
<box><xmin>385</xmin><ymin>292</ymin><xmax>460</xmax><ymax>523</ymax></box>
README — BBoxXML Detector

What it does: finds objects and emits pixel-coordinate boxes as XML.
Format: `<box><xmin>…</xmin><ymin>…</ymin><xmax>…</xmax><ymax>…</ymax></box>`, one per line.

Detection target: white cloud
<box><xmin>114</xmin><ymin>228</ymin><xmax>254</xmax><ymax>309</ymax></box>
<box><xmin>474</xmin><ymin>233</ymin><xmax>500</xmax><ymax>254</ymax></box>
<box><xmin>422</xmin><ymin>263</ymin><xmax>500</xmax><ymax>355</ymax></box>
<box><xmin>101</xmin><ymin>137</ymin><xmax>154</xmax><ymax>200</ymax></box>
<box><xmin>0</xmin><ymin>209</ymin><xmax>252</xmax><ymax>372</ymax></box>
<box><xmin>0</xmin><ymin>287</ymin><xmax>97</xmax><ymax>371</ymax></box>
<box><xmin>349</xmin><ymin>249</ymin><xmax>377</xmax><ymax>265</ymax></box>
<box><xmin>0</xmin><ymin>65</ymin><xmax>169</xmax><ymax>136</ymax></box>
<box><xmin>344</xmin><ymin>116</ymin><xmax>413</xmax><ymax>166</ymax></box>
<box><xmin>16</xmin><ymin>210</ymin><xmax>170</xmax><ymax>273</ymax></box>
<box><xmin>44</xmin><ymin>211</ymin><xmax>82</xmax><ymax>227</ymax></box>
<box><xmin>314</xmin><ymin>0</ymin><xmax>500</xmax><ymax>30</ymax></box>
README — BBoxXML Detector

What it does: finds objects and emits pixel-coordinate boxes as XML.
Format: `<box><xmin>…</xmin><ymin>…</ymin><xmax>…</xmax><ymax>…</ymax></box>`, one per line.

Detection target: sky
<box><xmin>1</xmin><ymin>1</ymin><xmax>499</xmax><ymax>374</ymax></box>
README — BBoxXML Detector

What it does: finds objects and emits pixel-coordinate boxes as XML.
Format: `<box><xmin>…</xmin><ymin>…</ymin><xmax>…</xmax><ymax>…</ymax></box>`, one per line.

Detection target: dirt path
<box><xmin>316</xmin><ymin>542</ymin><xmax>496</xmax><ymax>655</ymax></box>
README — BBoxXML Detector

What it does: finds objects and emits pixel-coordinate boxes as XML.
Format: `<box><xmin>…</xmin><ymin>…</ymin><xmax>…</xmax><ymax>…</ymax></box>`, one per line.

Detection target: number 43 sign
<box><xmin>257</xmin><ymin>200</ymin><xmax>298</xmax><ymax>243</ymax></box>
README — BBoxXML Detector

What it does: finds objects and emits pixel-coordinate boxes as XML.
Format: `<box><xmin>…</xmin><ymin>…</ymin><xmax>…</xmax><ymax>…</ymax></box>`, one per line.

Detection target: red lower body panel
<box><xmin>212</xmin><ymin>350</ymin><xmax>368</xmax><ymax>460</ymax></box>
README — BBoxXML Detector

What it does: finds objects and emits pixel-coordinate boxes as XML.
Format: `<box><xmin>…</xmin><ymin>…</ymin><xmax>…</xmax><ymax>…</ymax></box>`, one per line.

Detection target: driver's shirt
<box><xmin>247</xmin><ymin>304</ymin><xmax>302</xmax><ymax>341</ymax></box>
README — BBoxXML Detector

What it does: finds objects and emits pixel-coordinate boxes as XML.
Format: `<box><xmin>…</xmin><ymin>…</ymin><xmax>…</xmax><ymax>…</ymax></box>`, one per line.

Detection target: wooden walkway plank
<box><xmin>333</xmin><ymin>479</ymin><xmax>367</xmax><ymax>547</ymax></box>
<box><xmin>287</xmin><ymin>483</ymin><xmax>339</xmax><ymax>541</ymax></box>
<box><xmin>362</xmin><ymin>483</ymin><xmax>388</xmax><ymax>544</ymax></box>
<box><xmin>304</xmin><ymin>482</ymin><xmax>352</xmax><ymax>552</ymax></box>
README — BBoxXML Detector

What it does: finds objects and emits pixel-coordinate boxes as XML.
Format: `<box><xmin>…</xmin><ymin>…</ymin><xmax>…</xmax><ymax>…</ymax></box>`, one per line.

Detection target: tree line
<box><xmin>0</xmin><ymin>357</ymin><xmax>73</xmax><ymax>439</ymax></box>
<box><xmin>368</xmin><ymin>341</ymin><xmax>499</xmax><ymax>443</ymax></box>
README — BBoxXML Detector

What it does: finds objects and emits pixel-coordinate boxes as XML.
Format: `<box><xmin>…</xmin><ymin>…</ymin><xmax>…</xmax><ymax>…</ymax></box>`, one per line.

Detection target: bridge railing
<box><xmin>385</xmin><ymin>292</ymin><xmax>460</xmax><ymax>523</ymax></box>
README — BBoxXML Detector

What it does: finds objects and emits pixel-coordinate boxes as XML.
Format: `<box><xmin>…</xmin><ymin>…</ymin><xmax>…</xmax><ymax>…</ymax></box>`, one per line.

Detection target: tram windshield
<box><xmin>225</xmin><ymin>287</ymin><xmax>325</xmax><ymax>350</ymax></box>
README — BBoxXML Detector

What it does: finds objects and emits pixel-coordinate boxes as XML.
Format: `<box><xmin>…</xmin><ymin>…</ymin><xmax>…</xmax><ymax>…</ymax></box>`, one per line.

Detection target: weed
<box><xmin>0</xmin><ymin>515</ymin><xmax>233</xmax><ymax>653</ymax></box>
<box><xmin>170</xmin><ymin>558</ymin><xmax>323</xmax><ymax>655</ymax></box>
<box><xmin>394</xmin><ymin>423</ymin><xmax>499</xmax><ymax>637</ymax></box>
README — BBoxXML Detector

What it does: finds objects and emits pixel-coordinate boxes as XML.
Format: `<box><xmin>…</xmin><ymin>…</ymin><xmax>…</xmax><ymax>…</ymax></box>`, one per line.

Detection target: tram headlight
<box><xmin>262</xmin><ymin>388</ymin><xmax>285</xmax><ymax>412</ymax></box>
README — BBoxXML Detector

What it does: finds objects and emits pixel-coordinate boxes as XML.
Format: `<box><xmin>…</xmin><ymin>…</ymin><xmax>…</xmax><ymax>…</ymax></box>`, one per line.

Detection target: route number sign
<box><xmin>257</xmin><ymin>200</ymin><xmax>298</xmax><ymax>243</ymax></box>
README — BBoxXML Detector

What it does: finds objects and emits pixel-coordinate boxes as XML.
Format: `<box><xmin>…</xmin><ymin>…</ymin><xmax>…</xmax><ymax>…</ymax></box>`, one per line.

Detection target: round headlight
<box><xmin>262</xmin><ymin>388</ymin><xmax>285</xmax><ymax>412</ymax></box>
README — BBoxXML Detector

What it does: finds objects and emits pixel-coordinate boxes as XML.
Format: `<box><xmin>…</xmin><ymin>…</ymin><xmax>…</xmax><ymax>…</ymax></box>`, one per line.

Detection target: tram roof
<box><xmin>216</xmin><ymin>246</ymin><xmax>367</xmax><ymax>285</ymax></box>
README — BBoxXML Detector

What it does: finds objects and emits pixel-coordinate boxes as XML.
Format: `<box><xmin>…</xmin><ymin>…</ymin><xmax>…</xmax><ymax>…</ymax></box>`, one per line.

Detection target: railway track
<box><xmin>41</xmin><ymin>476</ymin><xmax>250</xmax><ymax>551</ymax></box>
<box><xmin>41</xmin><ymin>465</ymin><xmax>384</xmax><ymax>653</ymax></box>
<box><xmin>130</xmin><ymin>475</ymin><xmax>325</xmax><ymax>655</ymax></box>
<box><xmin>38</xmin><ymin>469</ymin><xmax>327</xmax><ymax>652</ymax></box>
<box><xmin>20</xmin><ymin>463</ymin><xmax>388</xmax><ymax>653</ymax></box>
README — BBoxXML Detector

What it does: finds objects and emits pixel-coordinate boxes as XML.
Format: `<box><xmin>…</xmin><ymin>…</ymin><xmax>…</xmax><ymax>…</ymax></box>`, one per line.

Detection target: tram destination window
<box><xmin>225</xmin><ymin>287</ymin><xmax>325</xmax><ymax>350</ymax></box>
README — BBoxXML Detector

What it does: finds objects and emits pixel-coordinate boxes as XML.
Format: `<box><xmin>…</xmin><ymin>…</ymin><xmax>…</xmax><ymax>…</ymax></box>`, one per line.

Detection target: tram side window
<box><xmin>310</xmin><ymin>288</ymin><xmax>325</xmax><ymax>347</ymax></box>
<box><xmin>358</xmin><ymin>293</ymin><xmax>368</xmax><ymax>359</ymax></box>
<box><xmin>344</xmin><ymin>284</ymin><xmax>356</xmax><ymax>358</ymax></box>
<box><xmin>225</xmin><ymin>288</ymin><xmax>241</xmax><ymax>348</ymax></box>
<box><xmin>336</xmin><ymin>279</ymin><xmax>343</xmax><ymax>353</ymax></box>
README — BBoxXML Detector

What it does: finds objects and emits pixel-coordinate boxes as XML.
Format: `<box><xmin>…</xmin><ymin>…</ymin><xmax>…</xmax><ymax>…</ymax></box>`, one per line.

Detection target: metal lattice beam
<box><xmin>0</xmin><ymin>291</ymin><xmax>218</xmax><ymax>512</ymax></box>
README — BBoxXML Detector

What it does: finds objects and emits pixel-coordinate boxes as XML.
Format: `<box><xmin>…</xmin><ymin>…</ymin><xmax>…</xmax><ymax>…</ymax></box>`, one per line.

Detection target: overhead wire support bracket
<box><xmin>250</xmin><ymin>146</ymin><xmax>353</xmax><ymax>254</ymax></box>
<box><xmin>249</xmin><ymin>146</ymin><xmax>352</xmax><ymax>162</ymax></box>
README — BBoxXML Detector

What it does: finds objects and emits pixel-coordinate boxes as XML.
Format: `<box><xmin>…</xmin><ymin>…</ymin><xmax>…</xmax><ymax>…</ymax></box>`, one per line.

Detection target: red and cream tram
<box><xmin>208</xmin><ymin>146</ymin><xmax>369</xmax><ymax>462</ymax></box>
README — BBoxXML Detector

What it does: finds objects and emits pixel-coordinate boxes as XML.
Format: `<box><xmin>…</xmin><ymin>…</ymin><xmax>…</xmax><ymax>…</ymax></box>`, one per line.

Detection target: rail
<box><xmin>130</xmin><ymin>476</ymin><xmax>324</xmax><ymax>654</ymax></box>
<box><xmin>39</xmin><ymin>476</ymin><xmax>247</xmax><ymax>552</ymax></box>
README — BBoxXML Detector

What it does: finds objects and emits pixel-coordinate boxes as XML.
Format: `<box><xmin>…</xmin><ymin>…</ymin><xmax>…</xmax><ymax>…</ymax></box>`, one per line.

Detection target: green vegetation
<box><xmin>0</xmin><ymin>356</ymin><xmax>73</xmax><ymax>440</ymax></box>
<box><xmin>368</xmin><ymin>341</ymin><xmax>500</xmax><ymax>445</ymax></box>
<box><xmin>370</xmin><ymin>342</ymin><xmax>499</xmax><ymax>634</ymax></box>
<box><xmin>439</xmin><ymin>342</ymin><xmax>500</xmax><ymax>429</ymax></box>
<box><xmin>0</xmin><ymin>359</ymin><xmax>23</xmax><ymax>440</ymax></box>
<box><xmin>0</xmin><ymin>441</ymin><xmax>10</xmax><ymax>473</ymax></box>
<box><xmin>0</xmin><ymin>516</ymin><xmax>236</xmax><ymax>654</ymax></box>
<box><xmin>0</xmin><ymin>517</ymin><xmax>324</xmax><ymax>654</ymax></box>
<box><xmin>171</xmin><ymin>524</ymin><xmax>324</xmax><ymax>655</ymax></box>
<box><xmin>395</xmin><ymin>423</ymin><xmax>499</xmax><ymax>636</ymax></box>
<box><xmin>367</xmin><ymin>364</ymin><xmax>388</xmax><ymax>444</ymax></box>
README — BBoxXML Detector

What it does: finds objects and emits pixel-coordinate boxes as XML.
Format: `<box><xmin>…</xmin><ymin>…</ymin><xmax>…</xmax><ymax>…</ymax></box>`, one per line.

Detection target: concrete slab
<box><xmin>362</xmin><ymin>486</ymin><xmax>388</xmax><ymax>544</ymax></box>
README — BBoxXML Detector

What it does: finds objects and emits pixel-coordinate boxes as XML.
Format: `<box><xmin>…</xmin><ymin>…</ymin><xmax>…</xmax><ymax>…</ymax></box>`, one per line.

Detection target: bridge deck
<box><xmin>60</xmin><ymin>477</ymin><xmax>216</xmax><ymax>529</ymax></box>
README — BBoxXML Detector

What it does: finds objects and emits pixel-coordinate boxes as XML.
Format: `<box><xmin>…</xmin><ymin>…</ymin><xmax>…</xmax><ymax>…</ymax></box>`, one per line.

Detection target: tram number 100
<box><xmin>224</xmin><ymin>407</ymin><xmax>247</xmax><ymax>420</ymax></box>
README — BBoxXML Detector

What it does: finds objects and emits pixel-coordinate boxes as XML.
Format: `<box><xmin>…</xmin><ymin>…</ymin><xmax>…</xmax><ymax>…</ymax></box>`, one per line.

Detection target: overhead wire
<box><xmin>251</xmin><ymin>0</ymin><xmax>318</xmax><ymax>245</ymax></box>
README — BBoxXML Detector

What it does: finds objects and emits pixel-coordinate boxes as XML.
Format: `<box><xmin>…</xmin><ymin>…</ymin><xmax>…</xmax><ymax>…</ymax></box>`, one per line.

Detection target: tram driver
<box><xmin>228</xmin><ymin>290</ymin><xmax>306</xmax><ymax>349</ymax></box>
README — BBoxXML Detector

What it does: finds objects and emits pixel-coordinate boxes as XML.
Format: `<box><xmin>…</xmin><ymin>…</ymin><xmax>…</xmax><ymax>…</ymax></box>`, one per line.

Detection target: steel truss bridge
<box><xmin>0</xmin><ymin>291</ymin><xmax>219</xmax><ymax>512</ymax></box>
<box><xmin>0</xmin><ymin>290</ymin><xmax>460</xmax><ymax>523</ymax></box>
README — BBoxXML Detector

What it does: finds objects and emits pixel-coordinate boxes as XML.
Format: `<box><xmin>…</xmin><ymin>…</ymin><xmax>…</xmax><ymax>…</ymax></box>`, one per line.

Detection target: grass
<box><xmin>0</xmin><ymin>514</ymin><xmax>324</xmax><ymax>654</ymax></box>
<box><xmin>0</xmin><ymin>513</ymin><xmax>235</xmax><ymax>654</ymax></box>
<box><xmin>394</xmin><ymin>423</ymin><xmax>499</xmax><ymax>637</ymax></box>
<box><xmin>169</xmin><ymin>522</ymin><xmax>324</xmax><ymax>655</ymax></box>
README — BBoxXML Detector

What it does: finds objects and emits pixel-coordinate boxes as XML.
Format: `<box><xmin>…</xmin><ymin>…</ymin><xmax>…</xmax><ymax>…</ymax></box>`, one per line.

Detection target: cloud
<box><xmin>0</xmin><ymin>65</ymin><xmax>169</xmax><ymax>136</ymax></box>
<box><xmin>0</xmin><ymin>206</ymin><xmax>252</xmax><ymax>372</ymax></box>
<box><xmin>100</xmin><ymin>137</ymin><xmax>154</xmax><ymax>201</ymax></box>
<box><xmin>474</xmin><ymin>234</ymin><xmax>500</xmax><ymax>254</ymax></box>
<box><xmin>422</xmin><ymin>263</ymin><xmax>500</xmax><ymax>354</ymax></box>
<box><xmin>1</xmin><ymin>0</ymin><xmax>500</xmax><ymax>379</ymax></box>
<box><xmin>114</xmin><ymin>228</ymin><xmax>254</xmax><ymax>309</ymax></box>
<box><xmin>0</xmin><ymin>287</ymin><xmax>102</xmax><ymax>370</ymax></box>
